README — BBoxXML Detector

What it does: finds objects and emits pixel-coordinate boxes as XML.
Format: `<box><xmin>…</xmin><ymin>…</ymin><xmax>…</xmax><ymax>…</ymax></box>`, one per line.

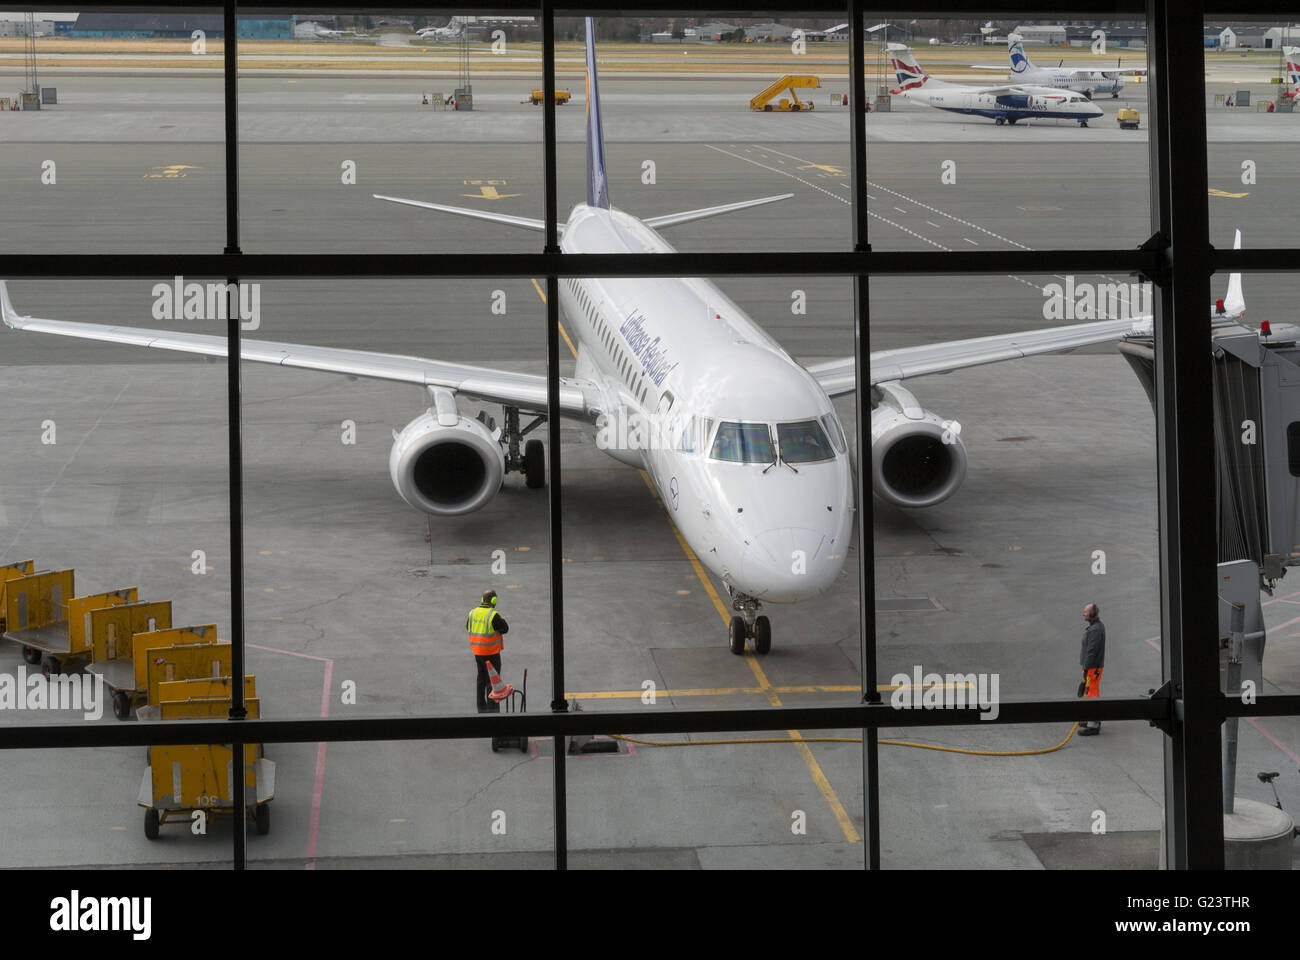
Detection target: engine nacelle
<box><xmin>995</xmin><ymin>93</ymin><xmax>1033</xmax><ymax>110</ymax></box>
<box><xmin>870</xmin><ymin>383</ymin><xmax>967</xmax><ymax>509</ymax></box>
<box><xmin>389</xmin><ymin>409</ymin><xmax>505</xmax><ymax>516</ymax></box>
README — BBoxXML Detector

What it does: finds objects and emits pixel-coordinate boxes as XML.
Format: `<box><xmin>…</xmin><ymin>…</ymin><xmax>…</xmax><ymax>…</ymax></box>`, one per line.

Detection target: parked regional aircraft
<box><xmin>890</xmin><ymin>42</ymin><xmax>1104</xmax><ymax>125</ymax></box>
<box><xmin>972</xmin><ymin>34</ymin><xmax>1128</xmax><ymax>99</ymax></box>
<box><xmin>418</xmin><ymin>19</ymin><xmax>463</xmax><ymax>40</ymax></box>
<box><xmin>1</xmin><ymin>19</ymin><xmax>1144</xmax><ymax>655</ymax></box>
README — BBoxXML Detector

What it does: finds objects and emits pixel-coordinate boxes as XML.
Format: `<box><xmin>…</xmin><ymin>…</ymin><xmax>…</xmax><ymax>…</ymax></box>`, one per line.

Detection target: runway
<box><xmin>1</xmin><ymin>66</ymin><xmax>1297</xmax><ymax>869</ymax></box>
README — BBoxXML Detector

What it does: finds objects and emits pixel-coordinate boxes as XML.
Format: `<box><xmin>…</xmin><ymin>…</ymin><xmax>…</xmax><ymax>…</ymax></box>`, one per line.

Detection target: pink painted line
<box><xmin>1141</xmin><ymin>598</ymin><xmax>1300</xmax><ymax>652</ymax></box>
<box><xmin>247</xmin><ymin>641</ymin><xmax>333</xmax><ymax>870</ymax></box>
<box><xmin>247</xmin><ymin>641</ymin><xmax>332</xmax><ymax>663</ymax></box>
<box><xmin>1245</xmin><ymin>717</ymin><xmax>1300</xmax><ymax>765</ymax></box>
<box><xmin>305</xmin><ymin>657</ymin><xmax>333</xmax><ymax>870</ymax></box>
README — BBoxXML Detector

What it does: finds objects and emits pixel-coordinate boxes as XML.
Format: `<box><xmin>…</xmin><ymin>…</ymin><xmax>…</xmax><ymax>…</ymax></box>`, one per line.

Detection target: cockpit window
<box><xmin>777</xmin><ymin>420</ymin><xmax>835</xmax><ymax>463</ymax></box>
<box><xmin>820</xmin><ymin>413</ymin><xmax>847</xmax><ymax>454</ymax></box>
<box><xmin>710</xmin><ymin>422</ymin><xmax>775</xmax><ymax>463</ymax></box>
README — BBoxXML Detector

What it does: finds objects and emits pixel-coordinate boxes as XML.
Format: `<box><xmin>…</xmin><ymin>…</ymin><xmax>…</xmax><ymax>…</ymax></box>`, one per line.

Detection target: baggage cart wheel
<box><xmin>144</xmin><ymin>808</ymin><xmax>159</xmax><ymax>840</ymax></box>
<box><xmin>21</xmin><ymin>646</ymin><xmax>40</xmax><ymax>665</ymax></box>
<box><xmin>491</xmin><ymin>738</ymin><xmax>502</xmax><ymax>752</ymax></box>
<box><xmin>255</xmin><ymin>803</ymin><xmax>271</xmax><ymax>836</ymax></box>
<box><xmin>42</xmin><ymin>657</ymin><xmax>59</xmax><ymax>679</ymax></box>
<box><xmin>113</xmin><ymin>691</ymin><xmax>132</xmax><ymax>720</ymax></box>
<box><xmin>518</xmin><ymin>737</ymin><xmax>529</xmax><ymax>754</ymax></box>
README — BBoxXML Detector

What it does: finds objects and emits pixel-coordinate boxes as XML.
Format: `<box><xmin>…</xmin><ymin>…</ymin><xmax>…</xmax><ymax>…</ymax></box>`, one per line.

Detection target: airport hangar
<box><xmin>0</xmin><ymin>0</ymin><xmax>1297</xmax><ymax>872</ymax></box>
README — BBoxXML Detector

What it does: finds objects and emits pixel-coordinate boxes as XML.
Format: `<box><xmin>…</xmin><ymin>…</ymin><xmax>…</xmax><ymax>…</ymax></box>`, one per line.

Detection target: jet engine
<box><xmin>389</xmin><ymin>389</ymin><xmax>505</xmax><ymax>516</ymax></box>
<box><xmin>995</xmin><ymin>93</ymin><xmax>1033</xmax><ymax>109</ymax></box>
<box><xmin>870</xmin><ymin>382</ymin><xmax>968</xmax><ymax>509</ymax></box>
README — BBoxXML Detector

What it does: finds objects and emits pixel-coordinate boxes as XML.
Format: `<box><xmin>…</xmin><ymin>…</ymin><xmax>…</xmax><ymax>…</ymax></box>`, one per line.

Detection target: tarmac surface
<box><xmin>1</xmin><ymin>67</ymin><xmax>1299</xmax><ymax>870</ymax></box>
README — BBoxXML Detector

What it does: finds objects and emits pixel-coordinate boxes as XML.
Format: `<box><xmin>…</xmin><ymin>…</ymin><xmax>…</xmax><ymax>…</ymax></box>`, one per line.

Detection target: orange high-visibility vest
<box><xmin>468</xmin><ymin>604</ymin><xmax>502</xmax><ymax>655</ymax></box>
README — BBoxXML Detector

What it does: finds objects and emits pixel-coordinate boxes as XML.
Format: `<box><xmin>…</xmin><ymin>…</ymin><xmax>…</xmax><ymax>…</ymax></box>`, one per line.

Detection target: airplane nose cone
<box><xmin>742</xmin><ymin>527</ymin><xmax>836</xmax><ymax>602</ymax></box>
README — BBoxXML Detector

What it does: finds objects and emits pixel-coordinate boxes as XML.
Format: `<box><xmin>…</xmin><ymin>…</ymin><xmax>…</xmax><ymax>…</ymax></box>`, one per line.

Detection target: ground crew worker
<box><xmin>1078</xmin><ymin>602</ymin><xmax>1105</xmax><ymax>736</ymax></box>
<box><xmin>468</xmin><ymin>588</ymin><xmax>509</xmax><ymax>713</ymax></box>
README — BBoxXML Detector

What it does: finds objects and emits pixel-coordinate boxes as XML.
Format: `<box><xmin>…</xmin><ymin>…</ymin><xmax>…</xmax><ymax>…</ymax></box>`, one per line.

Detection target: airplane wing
<box><xmin>0</xmin><ymin>282</ymin><xmax>595</xmax><ymax>419</ymax></box>
<box><xmin>806</xmin><ymin>316</ymin><xmax>1147</xmax><ymax>397</ymax></box>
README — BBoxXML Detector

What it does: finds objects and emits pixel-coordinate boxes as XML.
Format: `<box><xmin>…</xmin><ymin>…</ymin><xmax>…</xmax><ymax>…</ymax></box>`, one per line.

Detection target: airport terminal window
<box><xmin>6</xmin><ymin>0</ymin><xmax>1296</xmax><ymax>875</ymax></box>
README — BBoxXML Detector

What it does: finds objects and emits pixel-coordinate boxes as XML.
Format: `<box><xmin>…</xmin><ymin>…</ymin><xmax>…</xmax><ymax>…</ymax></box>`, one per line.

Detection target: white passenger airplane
<box><xmin>0</xmin><ymin>19</ymin><xmax>1144</xmax><ymax>655</ymax></box>
<box><xmin>972</xmin><ymin>34</ymin><xmax>1128</xmax><ymax>99</ymax></box>
<box><xmin>890</xmin><ymin>42</ymin><xmax>1104</xmax><ymax>125</ymax></box>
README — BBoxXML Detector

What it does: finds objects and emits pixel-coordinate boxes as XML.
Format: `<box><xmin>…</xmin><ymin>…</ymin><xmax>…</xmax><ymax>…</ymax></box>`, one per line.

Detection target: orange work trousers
<box><xmin>1083</xmin><ymin>668</ymin><xmax>1103</xmax><ymax>698</ymax></box>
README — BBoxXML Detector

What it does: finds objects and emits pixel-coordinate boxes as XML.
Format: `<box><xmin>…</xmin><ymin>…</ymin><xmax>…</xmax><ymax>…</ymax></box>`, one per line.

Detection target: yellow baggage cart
<box><xmin>3</xmin><ymin>569</ymin><xmax>75</xmax><ymax>676</ymax></box>
<box><xmin>0</xmin><ymin>560</ymin><xmax>35</xmax><ymax>632</ymax></box>
<box><xmin>84</xmin><ymin>600</ymin><xmax>173</xmax><ymax>719</ymax></box>
<box><xmin>139</xmin><ymin>677</ymin><xmax>275</xmax><ymax>839</ymax></box>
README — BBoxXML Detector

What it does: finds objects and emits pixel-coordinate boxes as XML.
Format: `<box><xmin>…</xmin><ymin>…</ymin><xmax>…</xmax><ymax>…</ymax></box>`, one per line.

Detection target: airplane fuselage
<box><xmin>556</xmin><ymin>203</ymin><xmax>854</xmax><ymax>603</ymax></box>
<box><xmin>1009</xmin><ymin>67</ymin><xmax>1123</xmax><ymax>96</ymax></box>
<box><xmin>898</xmin><ymin>81</ymin><xmax>1104</xmax><ymax>123</ymax></box>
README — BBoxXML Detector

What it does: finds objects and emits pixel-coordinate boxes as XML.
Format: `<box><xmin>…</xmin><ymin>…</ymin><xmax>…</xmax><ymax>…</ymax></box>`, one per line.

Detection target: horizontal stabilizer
<box><xmin>373</xmin><ymin>194</ymin><xmax>554</xmax><ymax>233</ymax></box>
<box><xmin>643</xmin><ymin>193</ymin><xmax>793</xmax><ymax>230</ymax></box>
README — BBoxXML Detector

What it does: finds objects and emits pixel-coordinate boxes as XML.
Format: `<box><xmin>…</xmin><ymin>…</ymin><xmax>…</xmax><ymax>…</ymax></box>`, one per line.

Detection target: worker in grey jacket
<box><xmin>1079</xmin><ymin>603</ymin><xmax>1105</xmax><ymax>736</ymax></box>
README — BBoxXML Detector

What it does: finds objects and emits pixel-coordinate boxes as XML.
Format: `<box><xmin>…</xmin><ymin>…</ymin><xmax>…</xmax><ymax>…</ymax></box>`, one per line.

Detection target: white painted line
<box><xmin>964</xmin><ymin>237</ymin><xmax>979</xmax><ymax>245</ymax></box>
<box><xmin>926</xmin><ymin>220</ymin><xmax>942</xmax><ymax>229</ymax></box>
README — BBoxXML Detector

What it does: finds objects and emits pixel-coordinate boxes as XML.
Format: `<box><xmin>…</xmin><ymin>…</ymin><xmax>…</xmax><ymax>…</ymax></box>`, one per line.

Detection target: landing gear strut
<box><xmin>488</xmin><ymin>406</ymin><xmax>548</xmax><ymax>488</ymax></box>
<box><xmin>727</xmin><ymin>590</ymin><xmax>772</xmax><ymax>655</ymax></box>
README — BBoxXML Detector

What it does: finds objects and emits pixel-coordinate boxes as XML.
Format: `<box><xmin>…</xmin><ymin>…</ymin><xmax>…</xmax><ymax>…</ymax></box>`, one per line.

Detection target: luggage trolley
<box><xmin>490</xmin><ymin>668</ymin><xmax>529</xmax><ymax>753</ymax></box>
<box><xmin>3</xmin><ymin>569</ymin><xmax>76</xmax><ymax>676</ymax></box>
<box><xmin>83</xmin><ymin>598</ymin><xmax>172</xmax><ymax>719</ymax></box>
<box><xmin>139</xmin><ymin>679</ymin><xmax>275</xmax><ymax>839</ymax></box>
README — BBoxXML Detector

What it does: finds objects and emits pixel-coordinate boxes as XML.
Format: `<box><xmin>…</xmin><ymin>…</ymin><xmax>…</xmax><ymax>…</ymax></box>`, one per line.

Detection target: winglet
<box><xmin>0</xmin><ymin>281</ymin><xmax>21</xmax><ymax>329</ymax></box>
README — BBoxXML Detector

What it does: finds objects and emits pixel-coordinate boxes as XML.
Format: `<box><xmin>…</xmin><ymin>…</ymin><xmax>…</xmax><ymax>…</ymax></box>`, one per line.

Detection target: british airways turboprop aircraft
<box><xmin>972</xmin><ymin>34</ymin><xmax>1128</xmax><ymax>99</ymax></box>
<box><xmin>889</xmin><ymin>42</ymin><xmax>1104</xmax><ymax>125</ymax></box>
<box><xmin>0</xmin><ymin>19</ymin><xmax>1143</xmax><ymax>655</ymax></box>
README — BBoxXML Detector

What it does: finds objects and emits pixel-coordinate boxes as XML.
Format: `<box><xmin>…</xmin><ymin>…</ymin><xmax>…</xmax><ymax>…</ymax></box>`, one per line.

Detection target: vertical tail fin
<box><xmin>1008</xmin><ymin>33</ymin><xmax>1033</xmax><ymax>75</ymax></box>
<box><xmin>1286</xmin><ymin>46</ymin><xmax>1300</xmax><ymax>86</ymax></box>
<box><xmin>887</xmin><ymin>43</ymin><xmax>928</xmax><ymax>91</ymax></box>
<box><xmin>584</xmin><ymin>17</ymin><xmax>610</xmax><ymax>209</ymax></box>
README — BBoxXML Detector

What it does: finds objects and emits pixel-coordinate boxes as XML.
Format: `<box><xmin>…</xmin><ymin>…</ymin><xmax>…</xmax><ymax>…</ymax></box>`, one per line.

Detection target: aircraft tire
<box><xmin>728</xmin><ymin>616</ymin><xmax>747</xmax><ymax>655</ymax></box>
<box><xmin>754</xmin><ymin>616</ymin><xmax>772</xmax><ymax>655</ymax></box>
<box><xmin>995</xmin><ymin>117</ymin><xmax>1005</xmax><ymax>125</ymax></box>
<box><xmin>524</xmin><ymin>440</ymin><xmax>546</xmax><ymax>488</ymax></box>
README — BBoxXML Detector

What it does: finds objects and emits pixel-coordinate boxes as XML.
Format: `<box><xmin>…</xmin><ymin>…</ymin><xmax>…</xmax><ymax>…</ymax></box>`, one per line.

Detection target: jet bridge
<box><xmin>1121</xmin><ymin>317</ymin><xmax>1300</xmax><ymax>862</ymax></box>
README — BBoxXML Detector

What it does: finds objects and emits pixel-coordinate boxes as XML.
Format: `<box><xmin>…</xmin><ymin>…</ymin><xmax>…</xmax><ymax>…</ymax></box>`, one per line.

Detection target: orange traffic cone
<box><xmin>485</xmin><ymin>660</ymin><xmax>514</xmax><ymax>702</ymax></box>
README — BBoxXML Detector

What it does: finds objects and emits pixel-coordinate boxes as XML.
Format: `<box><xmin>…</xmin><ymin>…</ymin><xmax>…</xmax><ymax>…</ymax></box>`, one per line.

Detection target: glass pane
<box><xmin>868</xmin><ymin>15</ymin><xmax>1152</xmax><ymax>250</ymax></box>
<box><xmin>239</xmin><ymin>9</ymin><xmax>542</xmax><ymax>254</ymax></box>
<box><xmin>236</xmin><ymin>278</ymin><xmax>550</xmax><ymax>722</ymax></box>
<box><xmin>0</xmin><ymin>8</ymin><xmax>225</xmax><ymax>254</ymax></box>
<box><xmin>249</xmin><ymin>737</ymin><xmax>554</xmax><ymax>867</ymax></box>
<box><xmin>1204</xmin><ymin>17</ymin><xmax>1299</xmax><ymax>246</ymax></box>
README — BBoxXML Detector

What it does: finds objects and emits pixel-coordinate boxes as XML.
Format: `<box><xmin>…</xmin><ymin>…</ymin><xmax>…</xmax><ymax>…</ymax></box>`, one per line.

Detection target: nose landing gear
<box><xmin>727</xmin><ymin>592</ymin><xmax>772</xmax><ymax>655</ymax></box>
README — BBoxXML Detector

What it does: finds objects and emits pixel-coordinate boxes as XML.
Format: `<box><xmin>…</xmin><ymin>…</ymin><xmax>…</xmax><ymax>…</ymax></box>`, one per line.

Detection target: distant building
<box><xmin>1011</xmin><ymin>24</ymin><xmax>1067</xmax><ymax>44</ymax></box>
<box><xmin>0</xmin><ymin>12</ymin><xmax>78</xmax><ymax>37</ymax></box>
<box><xmin>67</xmin><ymin>13</ymin><xmax>292</xmax><ymax>39</ymax></box>
<box><xmin>745</xmin><ymin>22</ymin><xmax>795</xmax><ymax>41</ymax></box>
<box><xmin>696</xmin><ymin>21</ymin><xmax>739</xmax><ymax>41</ymax></box>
